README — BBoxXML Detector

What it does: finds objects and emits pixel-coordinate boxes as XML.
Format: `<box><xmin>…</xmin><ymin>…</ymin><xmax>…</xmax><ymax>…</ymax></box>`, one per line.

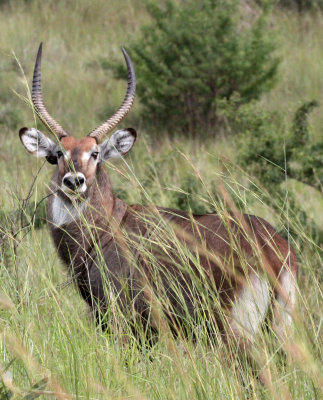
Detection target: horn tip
<box><xmin>36</xmin><ymin>42</ymin><xmax>43</xmax><ymax>59</ymax></box>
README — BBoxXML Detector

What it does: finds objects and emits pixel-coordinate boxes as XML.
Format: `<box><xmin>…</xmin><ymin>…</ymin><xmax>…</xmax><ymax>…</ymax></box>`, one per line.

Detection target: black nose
<box><xmin>63</xmin><ymin>176</ymin><xmax>85</xmax><ymax>190</ymax></box>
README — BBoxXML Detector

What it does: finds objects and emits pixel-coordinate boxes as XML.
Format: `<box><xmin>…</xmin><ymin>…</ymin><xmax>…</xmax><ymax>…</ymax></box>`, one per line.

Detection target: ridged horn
<box><xmin>32</xmin><ymin>43</ymin><xmax>69</xmax><ymax>138</ymax></box>
<box><xmin>88</xmin><ymin>48</ymin><xmax>136</xmax><ymax>142</ymax></box>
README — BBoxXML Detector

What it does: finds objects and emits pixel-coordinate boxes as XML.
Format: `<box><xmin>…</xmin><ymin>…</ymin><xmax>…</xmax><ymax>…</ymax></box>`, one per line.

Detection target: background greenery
<box><xmin>108</xmin><ymin>0</ymin><xmax>278</xmax><ymax>134</ymax></box>
<box><xmin>0</xmin><ymin>0</ymin><xmax>322</xmax><ymax>399</ymax></box>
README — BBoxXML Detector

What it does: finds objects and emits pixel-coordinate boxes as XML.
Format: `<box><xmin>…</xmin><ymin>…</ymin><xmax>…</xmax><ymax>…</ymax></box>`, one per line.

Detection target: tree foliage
<box><xmin>235</xmin><ymin>99</ymin><xmax>322</xmax><ymax>194</ymax></box>
<box><xmin>109</xmin><ymin>0</ymin><xmax>278</xmax><ymax>135</ymax></box>
<box><xmin>278</xmin><ymin>0</ymin><xmax>323</xmax><ymax>11</ymax></box>
<box><xmin>234</xmin><ymin>99</ymin><xmax>322</xmax><ymax>242</ymax></box>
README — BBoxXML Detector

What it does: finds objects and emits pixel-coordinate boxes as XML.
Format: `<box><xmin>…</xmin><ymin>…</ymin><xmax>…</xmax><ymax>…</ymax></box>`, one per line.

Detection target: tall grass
<box><xmin>261</xmin><ymin>10</ymin><xmax>323</xmax><ymax>140</ymax></box>
<box><xmin>0</xmin><ymin>1</ymin><xmax>322</xmax><ymax>399</ymax></box>
<box><xmin>1</xmin><ymin>138</ymin><xmax>322</xmax><ymax>399</ymax></box>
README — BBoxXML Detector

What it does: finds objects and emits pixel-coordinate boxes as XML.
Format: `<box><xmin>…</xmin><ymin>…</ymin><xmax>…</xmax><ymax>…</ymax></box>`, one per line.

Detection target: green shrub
<box><xmin>230</xmin><ymin>99</ymin><xmax>289</xmax><ymax>185</ymax></box>
<box><xmin>233</xmin><ymin>99</ymin><xmax>322</xmax><ymax>243</ymax></box>
<box><xmin>233</xmin><ymin>99</ymin><xmax>322</xmax><ymax>193</ymax></box>
<box><xmin>289</xmin><ymin>101</ymin><xmax>323</xmax><ymax>193</ymax></box>
<box><xmin>278</xmin><ymin>0</ymin><xmax>323</xmax><ymax>11</ymax></box>
<box><xmin>108</xmin><ymin>0</ymin><xmax>278</xmax><ymax>135</ymax></box>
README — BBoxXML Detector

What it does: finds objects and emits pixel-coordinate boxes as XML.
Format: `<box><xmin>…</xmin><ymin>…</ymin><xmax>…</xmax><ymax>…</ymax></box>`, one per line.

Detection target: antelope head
<box><xmin>19</xmin><ymin>43</ymin><xmax>136</xmax><ymax>199</ymax></box>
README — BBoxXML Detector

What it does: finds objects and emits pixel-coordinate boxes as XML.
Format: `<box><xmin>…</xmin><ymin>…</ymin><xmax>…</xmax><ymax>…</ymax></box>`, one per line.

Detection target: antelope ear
<box><xmin>99</xmin><ymin>128</ymin><xmax>137</xmax><ymax>161</ymax></box>
<box><xmin>19</xmin><ymin>127</ymin><xmax>57</xmax><ymax>163</ymax></box>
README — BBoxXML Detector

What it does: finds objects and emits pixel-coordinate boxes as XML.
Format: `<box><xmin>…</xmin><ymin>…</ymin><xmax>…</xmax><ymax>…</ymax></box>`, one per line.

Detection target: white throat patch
<box><xmin>51</xmin><ymin>194</ymin><xmax>87</xmax><ymax>227</ymax></box>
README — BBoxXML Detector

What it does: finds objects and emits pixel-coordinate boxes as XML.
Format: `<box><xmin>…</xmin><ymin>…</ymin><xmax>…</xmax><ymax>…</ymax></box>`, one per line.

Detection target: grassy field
<box><xmin>0</xmin><ymin>1</ymin><xmax>322</xmax><ymax>399</ymax></box>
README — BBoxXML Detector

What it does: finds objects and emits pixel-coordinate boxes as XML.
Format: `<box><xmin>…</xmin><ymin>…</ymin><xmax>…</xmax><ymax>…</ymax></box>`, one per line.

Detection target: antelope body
<box><xmin>19</xmin><ymin>44</ymin><xmax>298</xmax><ymax>346</ymax></box>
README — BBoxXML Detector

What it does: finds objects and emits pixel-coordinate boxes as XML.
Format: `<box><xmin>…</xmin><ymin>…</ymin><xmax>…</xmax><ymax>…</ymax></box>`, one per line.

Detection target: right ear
<box><xmin>99</xmin><ymin>128</ymin><xmax>137</xmax><ymax>161</ymax></box>
<box><xmin>19</xmin><ymin>127</ymin><xmax>58</xmax><ymax>164</ymax></box>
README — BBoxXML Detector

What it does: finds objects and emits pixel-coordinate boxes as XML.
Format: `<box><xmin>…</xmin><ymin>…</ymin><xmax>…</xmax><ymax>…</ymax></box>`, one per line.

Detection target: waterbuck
<box><xmin>19</xmin><ymin>43</ymin><xmax>298</xmax><ymax>348</ymax></box>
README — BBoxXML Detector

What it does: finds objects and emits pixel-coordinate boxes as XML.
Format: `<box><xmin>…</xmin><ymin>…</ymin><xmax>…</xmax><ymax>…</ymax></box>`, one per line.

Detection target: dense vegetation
<box><xmin>109</xmin><ymin>0</ymin><xmax>278</xmax><ymax>135</ymax></box>
<box><xmin>0</xmin><ymin>0</ymin><xmax>322</xmax><ymax>399</ymax></box>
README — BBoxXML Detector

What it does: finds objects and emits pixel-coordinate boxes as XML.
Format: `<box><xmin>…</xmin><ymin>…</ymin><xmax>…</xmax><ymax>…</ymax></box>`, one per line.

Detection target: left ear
<box><xmin>19</xmin><ymin>127</ymin><xmax>58</xmax><ymax>164</ymax></box>
<box><xmin>100</xmin><ymin>128</ymin><xmax>137</xmax><ymax>161</ymax></box>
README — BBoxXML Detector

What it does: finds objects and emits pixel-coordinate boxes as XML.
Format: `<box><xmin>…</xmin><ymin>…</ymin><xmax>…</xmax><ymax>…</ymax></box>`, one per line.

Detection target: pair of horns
<box><xmin>32</xmin><ymin>43</ymin><xmax>136</xmax><ymax>142</ymax></box>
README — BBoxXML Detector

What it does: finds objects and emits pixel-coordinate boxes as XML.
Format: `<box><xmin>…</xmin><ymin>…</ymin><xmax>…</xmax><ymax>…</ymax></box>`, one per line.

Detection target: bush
<box><xmin>290</xmin><ymin>101</ymin><xmax>322</xmax><ymax>193</ymax></box>
<box><xmin>231</xmin><ymin>99</ymin><xmax>290</xmax><ymax>185</ymax></box>
<box><xmin>109</xmin><ymin>0</ymin><xmax>279</xmax><ymax>136</ymax></box>
<box><xmin>235</xmin><ymin>99</ymin><xmax>322</xmax><ymax>194</ymax></box>
<box><xmin>278</xmin><ymin>0</ymin><xmax>323</xmax><ymax>11</ymax></box>
<box><xmin>234</xmin><ymin>99</ymin><xmax>322</xmax><ymax>243</ymax></box>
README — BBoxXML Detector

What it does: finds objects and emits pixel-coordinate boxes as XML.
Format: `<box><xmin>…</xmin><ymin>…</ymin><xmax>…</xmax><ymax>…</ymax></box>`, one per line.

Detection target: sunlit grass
<box><xmin>262</xmin><ymin>10</ymin><xmax>323</xmax><ymax>141</ymax></box>
<box><xmin>1</xmin><ymin>135</ymin><xmax>322</xmax><ymax>398</ymax></box>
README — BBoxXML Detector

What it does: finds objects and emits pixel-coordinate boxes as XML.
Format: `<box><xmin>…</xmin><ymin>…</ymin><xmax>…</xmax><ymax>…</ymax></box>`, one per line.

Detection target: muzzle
<box><xmin>62</xmin><ymin>172</ymin><xmax>87</xmax><ymax>194</ymax></box>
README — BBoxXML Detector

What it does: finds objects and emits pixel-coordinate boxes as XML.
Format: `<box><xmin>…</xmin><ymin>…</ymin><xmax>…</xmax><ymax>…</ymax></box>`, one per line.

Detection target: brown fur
<box><xmin>58</xmin><ymin>136</ymin><xmax>98</xmax><ymax>184</ymax></box>
<box><xmin>48</xmin><ymin>160</ymin><xmax>298</xmax><ymax>338</ymax></box>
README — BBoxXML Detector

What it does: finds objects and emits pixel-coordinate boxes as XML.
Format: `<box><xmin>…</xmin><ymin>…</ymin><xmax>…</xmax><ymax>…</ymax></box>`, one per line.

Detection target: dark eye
<box><xmin>91</xmin><ymin>152</ymin><xmax>99</xmax><ymax>160</ymax></box>
<box><xmin>57</xmin><ymin>151</ymin><xmax>63</xmax><ymax>159</ymax></box>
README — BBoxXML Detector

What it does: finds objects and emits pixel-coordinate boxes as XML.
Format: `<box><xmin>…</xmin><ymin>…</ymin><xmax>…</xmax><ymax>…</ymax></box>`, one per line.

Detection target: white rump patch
<box><xmin>274</xmin><ymin>271</ymin><xmax>296</xmax><ymax>338</ymax></box>
<box><xmin>51</xmin><ymin>194</ymin><xmax>86</xmax><ymax>227</ymax></box>
<box><xmin>230</xmin><ymin>274</ymin><xmax>270</xmax><ymax>342</ymax></box>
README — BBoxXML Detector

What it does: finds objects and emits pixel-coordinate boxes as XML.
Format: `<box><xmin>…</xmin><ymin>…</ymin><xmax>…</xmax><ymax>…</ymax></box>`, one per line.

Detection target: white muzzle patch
<box><xmin>61</xmin><ymin>172</ymin><xmax>87</xmax><ymax>195</ymax></box>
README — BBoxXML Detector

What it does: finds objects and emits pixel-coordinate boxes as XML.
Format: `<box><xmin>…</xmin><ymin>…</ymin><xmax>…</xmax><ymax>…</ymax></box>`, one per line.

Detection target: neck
<box><xmin>49</xmin><ymin>166</ymin><xmax>126</xmax><ymax>229</ymax></box>
<box><xmin>48</xmin><ymin>166</ymin><xmax>128</xmax><ymax>273</ymax></box>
